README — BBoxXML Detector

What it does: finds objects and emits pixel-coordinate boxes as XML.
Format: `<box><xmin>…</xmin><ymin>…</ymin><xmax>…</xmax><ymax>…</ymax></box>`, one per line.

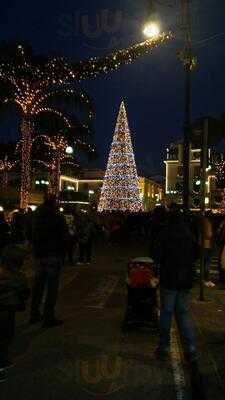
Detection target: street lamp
<box><xmin>143</xmin><ymin>1</ymin><xmax>161</xmax><ymax>39</ymax></box>
<box><xmin>65</xmin><ymin>146</ymin><xmax>74</xmax><ymax>155</ymax></box>
<box><xmin>143</xmin><ymin>22</ymin><xmax>161</xmax><ymax>38</ymax></box>
<box><xmin>143</xmin><ymin>0</ymin><xmax>194</xmax><ymax>211</ymax></box>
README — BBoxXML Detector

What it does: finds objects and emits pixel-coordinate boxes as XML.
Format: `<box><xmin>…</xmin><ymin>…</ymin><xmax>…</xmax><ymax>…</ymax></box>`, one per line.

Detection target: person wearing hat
<box><xmin>0</xmin><ymin>244</ymin><xmax>30</xmax><ymax>382</ymax></box>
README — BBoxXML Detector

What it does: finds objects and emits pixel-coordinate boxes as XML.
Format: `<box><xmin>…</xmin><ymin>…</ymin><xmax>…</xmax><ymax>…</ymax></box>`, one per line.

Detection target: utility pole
<box><xmin>199</xmin><ymin>118</ymin><xmax>208</xmax><ymax>301</ymax></box>
<box><xmin>178</xmin><ymin>0</ymin><xmax>196</xmax><ymax>211</ymax></box>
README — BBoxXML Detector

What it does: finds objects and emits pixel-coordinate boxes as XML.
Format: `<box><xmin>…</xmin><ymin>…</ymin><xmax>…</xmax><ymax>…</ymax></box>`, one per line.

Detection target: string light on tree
<box><xmin>219</xmin><ymin>189</ymin><xmax>225</xmax><ymax>214</ymax></box>
<box><xmin>0</xmin><ymin>33</ymin><xmax>171</xmax><ymax>208</ymax></box>
<box><xmin>0</xmin><ymin>156</ymin><xmax>17</xmax><ymax>190</ymax></box>
<box><xmin>98</xmin><ymin>101</ymin><xmax>142</xmax><ymax>213</ymax></box>
<box><xmin>215</xmin><ymin>161</ymin><xmax>225</xmax><ymax>188</ymax></box>
<box><xmin>20</xmin><ymin>119</ymin><xmax>33</xmax><ymax>209</ymax></box>
<box><xmin>0</xmin><ymin>44</ymin><xmax>94</xmax><ymax>209</ymax></box>
<box><xmin>75</xmin><ymin>32</ymin><xmax>172</xmax><ymax>80</ymax></box>
<box><xmin>31</xmin><ymin>135</ymin><xmax>81</xmax><ymax>196</ymax></box>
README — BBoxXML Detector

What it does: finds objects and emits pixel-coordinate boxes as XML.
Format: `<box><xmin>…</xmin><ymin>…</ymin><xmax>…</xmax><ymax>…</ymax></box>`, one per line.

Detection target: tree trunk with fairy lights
<box><xmin>219</xmin><ymin>189</ymin><xmax>225</xmax><ymax>214</ymax></box>
<box><xmin>2</xmin><ymin>157</ymin><xmax>8</xmax><ymax>190</ymax></box>
<box><xmin>20</xmin><ymin>119</ymin><xmax>33</xmax><ymax>209</ymax></box>
<box><xmin>50</xmin><ymin>151</ymin><xmax>61</xmax><ymax>197</ymax></box>
<box><xmin>98</xmin><ymin>101</ymin><xmax>142</xmax><ymax>213</ymax></box>
<box><xmin>2</xmin><ymin>170</ymin><xmax>8</xmax><ymax>190</ymax></box>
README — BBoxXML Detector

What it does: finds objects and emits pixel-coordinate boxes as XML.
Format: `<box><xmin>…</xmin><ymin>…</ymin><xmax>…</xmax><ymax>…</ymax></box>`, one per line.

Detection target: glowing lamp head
<box><xmin>143</xmin><ymin>22</ymin><xmax>160</xmax><ymax>38</ymax></box>
<box><xmin>66</xmin><ymin>146</ymin><xmax>74</xmax><ymax>155</ymax></box>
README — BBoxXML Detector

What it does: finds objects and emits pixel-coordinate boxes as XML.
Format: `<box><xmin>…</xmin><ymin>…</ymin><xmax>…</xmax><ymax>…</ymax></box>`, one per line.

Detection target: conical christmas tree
<box><xmin>98</xmin><ymin>101</ymin><xmax>142</xmax><ymax>212</ymax></box>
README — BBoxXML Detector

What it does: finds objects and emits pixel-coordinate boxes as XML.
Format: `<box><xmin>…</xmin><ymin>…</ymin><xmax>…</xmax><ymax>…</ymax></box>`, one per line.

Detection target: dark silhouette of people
<box><xmin>11</xmin><ymin>209</ymin><xmax>26</xmax><ymax>245</ymax></box>
<box><xmin>154</xmin><ymin>204</ymin><xmax>198</xmax><ymax>363</ymax></box>
<box><xmin>30</xmin><ymin>195</ymin><xmax>69</xmax><ymax>327</ymax></box>
<box><xmin>0</xmin><ymin>244</ymin><xmax>30</xmax><ymax>380</ymax></box>
<box><xmin>77</xmin><ymin>215</ymin><xmax>95</xmax><ymax>264</ymax></box>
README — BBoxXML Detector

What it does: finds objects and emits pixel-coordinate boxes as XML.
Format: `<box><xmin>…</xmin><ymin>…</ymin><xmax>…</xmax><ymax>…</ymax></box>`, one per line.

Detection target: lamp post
<box><xmin>143</xmin><ymin>1</ymin><xmax>161</xmax><ymax>39</ymax></box>
<box><xmin>199</xmin><ymin>118</ymin><xmax>209</xmax><ymax>301</ymax></box>
<box><xmin>179</xmin><ymin>0</ymin><xmax>195</xmax><ymax>211</ymax></box>
<box><xmin>143</xmin><ymin>0</ymin><xmax>195</xmax><ymax>211</ymax></box>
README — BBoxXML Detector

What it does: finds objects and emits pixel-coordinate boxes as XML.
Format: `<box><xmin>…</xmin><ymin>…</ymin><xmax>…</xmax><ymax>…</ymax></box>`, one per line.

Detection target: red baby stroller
<box><xmin>123</xmin><ymin>257</ymin><xmax>159</xmax><ymax>330</ymax></box>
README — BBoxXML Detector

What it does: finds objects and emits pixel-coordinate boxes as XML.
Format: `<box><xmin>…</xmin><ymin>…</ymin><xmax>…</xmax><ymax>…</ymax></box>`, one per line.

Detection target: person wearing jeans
<box><xmin>159</xmin><ymin>289</ymin><xmax>196</xmax><ymax>356</ymax></box>
<box><xmin>154</xmin><ymin>204</ymin><xmax>198</xmax><ymax>363</ymax></box>
<box><xmin>30</xmin><ymin>257</ymin><xmax>62</xmax><ymax>324</ymax></box>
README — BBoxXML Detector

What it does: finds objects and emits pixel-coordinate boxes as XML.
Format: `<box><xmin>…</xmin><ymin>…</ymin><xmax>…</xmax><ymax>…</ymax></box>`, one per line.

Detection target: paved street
<box><xmin>0</xmin><ymin>239</ymin><xmax>224</xmax><ymax>400</ymax></box>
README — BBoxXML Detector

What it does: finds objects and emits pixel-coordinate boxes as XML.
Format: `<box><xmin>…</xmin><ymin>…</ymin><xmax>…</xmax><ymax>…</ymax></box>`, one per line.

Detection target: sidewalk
<box><xmin>190</xmin><ymin>283</ymin><xmax>225</xmax><ymax>399</ymax></box>
<box><xmin>0</xmin><ymin>241</ymin><xmax>178</xmax><ymax>400</ymax></box>
<box><xmin>1</xmin><ymin>240</ymin><xmax>225</xmax><ymax>399</ymax></box>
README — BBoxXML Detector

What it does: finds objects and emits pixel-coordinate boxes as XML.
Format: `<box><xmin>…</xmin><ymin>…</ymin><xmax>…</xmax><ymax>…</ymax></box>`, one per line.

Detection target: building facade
<box><xmin>164</xmin><ymin>142</ymin><xmax>217</xmax><ymax>208</ymax></box>
<box><xmin>0</xmin><ymin>168</ymin><xmax>164</xmax><ymax>212</ymax></box>
<box><xmin>60</xmin><ymin>169</ymin><xmax>164</xmax><ymax>211</ymax></box>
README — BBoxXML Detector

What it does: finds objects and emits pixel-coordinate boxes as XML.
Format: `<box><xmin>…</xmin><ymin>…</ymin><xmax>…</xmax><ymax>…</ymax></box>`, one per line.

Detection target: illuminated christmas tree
<box><xmin>98</xmin><ymin>101</ymin><xmax>142</xmax><ymax>213</ymax></box>
<box><xmin>218</xmin><ymin>189</ymin><xmax>225</xmax><ymax>214</ymax></box>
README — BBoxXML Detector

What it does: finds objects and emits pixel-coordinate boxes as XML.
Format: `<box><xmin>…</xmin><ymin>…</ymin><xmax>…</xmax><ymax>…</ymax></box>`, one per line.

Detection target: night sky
<box><xmin>1</xmin><ymin>0</ymin><xmax>225</xmax><ymax>174</ymax></box>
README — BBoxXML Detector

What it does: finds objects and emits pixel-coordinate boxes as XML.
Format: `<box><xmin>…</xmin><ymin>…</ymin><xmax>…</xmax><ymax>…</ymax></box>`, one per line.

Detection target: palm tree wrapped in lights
<box><xmin>32</xmin><ymin>111</ymin><xmax>96</xmax><ymax>196</ymax></box>
<box><xmin>0</xmin><ymin>31</ymin><xmax>171</xmax><ymax>209</ymax></box>
<box><xmin>0</xmin><ymin>142</ymin><xmax>18</xmax><ymax>190</ymax></box>
<box><xmin>0</xmin><ymin>156</ymin><xmax>18</xmax><ymax>190</ymax></box>
<box><xmin>0</xmin><ymin>43</ymin><xmax>94</xmax><ymax>208</ymax></box>
<box><xmin>30</xmin><ymin>131</ymin><xmax>96</xmax><ymax>197</ymax></box>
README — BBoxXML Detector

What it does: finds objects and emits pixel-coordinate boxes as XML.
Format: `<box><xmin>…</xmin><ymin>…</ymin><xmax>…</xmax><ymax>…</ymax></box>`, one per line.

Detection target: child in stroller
<box><xmin>123</xmin><ymin>257</ymin><xmax>159</xmax><ymax>330</ymax></box>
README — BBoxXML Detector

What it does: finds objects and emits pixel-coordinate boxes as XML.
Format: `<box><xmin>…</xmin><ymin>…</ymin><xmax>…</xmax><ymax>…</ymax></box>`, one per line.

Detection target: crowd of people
<box><xmin>0</xmin><ymin>195</ymin><xmax>225</xmax><ymax>381</ymax></box>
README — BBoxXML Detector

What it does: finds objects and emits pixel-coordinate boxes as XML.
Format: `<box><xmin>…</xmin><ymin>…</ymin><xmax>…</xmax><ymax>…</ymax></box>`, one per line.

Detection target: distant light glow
<box><xmin>29</xmin><ymin>205</ymin><xmax>37</xmax><ymax>211</ymax></box>
<box><xmin>143</xmin><ymin>22</ymin><xmax>160</xmax><ymax>38</ymax></box>
<box><xmin>66</xmin><ymin>146</ymin><xmax>74</xmax><ymax>155</ymax></box>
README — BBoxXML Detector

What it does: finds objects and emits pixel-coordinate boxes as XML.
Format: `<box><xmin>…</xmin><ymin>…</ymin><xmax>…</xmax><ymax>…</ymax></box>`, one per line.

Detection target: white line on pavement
<box><xmin>171</xmin><ymin>325</ymin><xmax>187</xmax><ymax>400</ymax></box>
<box><xmin>83</xmin><ymin>274</ymin><xmax>118</xmax><ymax>309</ymax></box>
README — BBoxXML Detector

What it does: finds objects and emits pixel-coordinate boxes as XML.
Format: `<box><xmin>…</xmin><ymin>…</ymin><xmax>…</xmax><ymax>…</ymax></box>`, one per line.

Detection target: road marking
<box><xmin>60</xmin><ymin>270</ymin><xmax>79</xmax><ymax>291</ymax></box>
<box><xmin>171</xmin><ymin>325</ymin><xmax>187</xmax><ymax>400</ymax></box>
<box><xmin>83</xmin><ymin>275</ymin><xmax>118</xmax><ymax>309</ymax></box>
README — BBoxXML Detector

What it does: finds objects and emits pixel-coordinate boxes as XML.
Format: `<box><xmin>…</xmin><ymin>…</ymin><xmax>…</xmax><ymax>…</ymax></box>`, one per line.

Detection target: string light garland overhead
<box><xmin>75</xmin><ymin>32</ymin><xmax>172</xmax><ymax>80</ymax></box>
<box><xmin>0</xmin><ymin>32</ymin><xmax>171</xmax><ymax>208</ymax></box>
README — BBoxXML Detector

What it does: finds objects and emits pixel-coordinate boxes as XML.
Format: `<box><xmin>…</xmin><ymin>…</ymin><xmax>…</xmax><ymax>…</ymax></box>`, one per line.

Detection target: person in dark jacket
<box><xmin>154</xmin><ymin>204</ymin><xmax>198</xmax><ymax>363</ymax></box>
<box><xmin>11</xmin><ymin>209</ymin><xmax>26</xmax><ymax>245</ymax></box>
<box><xmin>148</xmin><ymin>205</ymin><xmax>168</xmax><ymax>261</ymax></box>
<box><xmin>77</xmin><ymin>215</ymin><xmax>95</xmax><ymax>264</ymax></box>
<box><xmin>30</xmin><ymin>195</ymin><xmax>69</xmax><ymax>327</ymax></box>
<box><xmin>24</xmin><ymin>207</ymin><xmax>33</xmax><ymax>245</ymax></box>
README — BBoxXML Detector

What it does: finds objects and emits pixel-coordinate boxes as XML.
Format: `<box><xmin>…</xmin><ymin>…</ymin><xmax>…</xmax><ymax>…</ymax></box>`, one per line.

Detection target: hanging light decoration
<box><xmin>0</xmin><ymin>33</ymin><xmax>172</xmax><ymax>208</ymax></box>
